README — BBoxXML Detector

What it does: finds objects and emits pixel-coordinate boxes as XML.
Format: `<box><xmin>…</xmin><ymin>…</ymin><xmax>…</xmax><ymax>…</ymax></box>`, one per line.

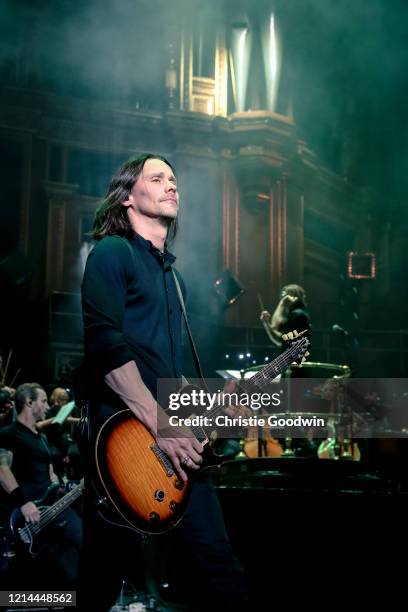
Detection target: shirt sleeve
<box><xmin>286</xmin><ymin>308</ymin><xmax>311</xmax><ymax>333</ymax></box>
<box><xmin>81</xmin><ymin>236</ymin><xmax>136</xmax><ymax>376</ymax></box>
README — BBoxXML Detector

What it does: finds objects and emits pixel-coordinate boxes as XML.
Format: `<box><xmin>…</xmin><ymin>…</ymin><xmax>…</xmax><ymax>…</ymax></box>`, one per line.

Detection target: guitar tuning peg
<box><xmin>282</xmin><ymin>333</ymin><xmax>288</xmax><ymax>342</ymax></box>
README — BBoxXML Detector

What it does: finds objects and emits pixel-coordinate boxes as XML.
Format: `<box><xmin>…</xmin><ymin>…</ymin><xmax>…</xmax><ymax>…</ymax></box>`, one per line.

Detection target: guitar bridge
<box><xmin>150</xmin><ymin>443</ymin><xmax>175</xmax><ymax>477</ymax></box>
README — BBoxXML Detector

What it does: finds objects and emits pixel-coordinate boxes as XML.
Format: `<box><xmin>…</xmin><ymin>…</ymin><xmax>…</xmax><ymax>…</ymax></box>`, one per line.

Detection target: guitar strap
<box><xmin>171</xmin><ymin>269</ymin><xmax>208</xmax><ymax>391</ymax></box>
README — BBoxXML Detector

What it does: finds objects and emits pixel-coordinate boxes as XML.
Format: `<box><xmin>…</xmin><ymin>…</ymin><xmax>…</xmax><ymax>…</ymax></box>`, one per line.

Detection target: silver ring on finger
<box><xmin>181</xmin><ymin>455</ymin><xmax>190</xmax><ymax>466</ymax></box>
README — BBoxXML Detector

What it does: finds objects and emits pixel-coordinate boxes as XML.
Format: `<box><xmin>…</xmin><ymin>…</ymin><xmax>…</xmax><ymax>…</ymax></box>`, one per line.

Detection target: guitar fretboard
<box><xmin>191</xmin><ymin>336</ymin><xmax>309</xmax><ymax>440</ymax></box>
<box><xmin>21</xmin><ymin>481</ymin><xmax>84</xmax><ymax>539</ymax></box>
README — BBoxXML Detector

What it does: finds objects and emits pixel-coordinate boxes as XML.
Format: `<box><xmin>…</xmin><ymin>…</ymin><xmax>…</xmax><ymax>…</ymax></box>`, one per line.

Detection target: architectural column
<box><xmin>43</xmin><ymin>181</ymin><xmax>79</xmax><ymax>294</ymax></box>
<box><xmin>283</xmin><ymin>175</ymin><xmax>305</xmax><ymax>289</ymax></box>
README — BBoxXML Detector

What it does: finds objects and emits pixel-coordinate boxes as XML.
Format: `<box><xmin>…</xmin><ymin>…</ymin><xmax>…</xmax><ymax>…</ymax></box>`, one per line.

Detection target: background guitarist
<box><xmin>79</xmin><ymin>153</ymin><xmax>249</xmax><ymax>612</ymax></box>
<box><xmin>0</xmin><ymin>382</ymin><xmax>82</xmax><ymax>588</ymax></box>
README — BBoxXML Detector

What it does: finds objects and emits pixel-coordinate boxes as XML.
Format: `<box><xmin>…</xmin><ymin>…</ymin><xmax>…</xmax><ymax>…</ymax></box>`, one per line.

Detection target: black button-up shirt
<box><xmin>81</xmin><ymin>233</ymin><xmax>185</xmax><ymax>400</ymax></box>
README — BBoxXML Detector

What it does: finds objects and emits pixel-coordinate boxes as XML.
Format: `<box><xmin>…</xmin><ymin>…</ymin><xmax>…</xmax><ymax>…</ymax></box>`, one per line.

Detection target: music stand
<box><xmin>51</xmin><ymin>401</ymin><xmax>76</xmax><ymax>425</ymax></box>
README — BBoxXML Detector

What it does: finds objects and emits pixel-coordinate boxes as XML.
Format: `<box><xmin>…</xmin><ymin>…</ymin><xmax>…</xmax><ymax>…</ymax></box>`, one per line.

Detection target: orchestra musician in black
<box><xmin>0</xmin><ymin>382</ymin><xmax>82</xmax><ymax>589</ymax></box>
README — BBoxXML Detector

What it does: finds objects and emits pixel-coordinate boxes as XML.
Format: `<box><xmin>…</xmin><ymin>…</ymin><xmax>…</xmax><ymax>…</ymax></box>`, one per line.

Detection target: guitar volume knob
<box><xmin>174</xmin><ymin>478</ymin><xmax>184</xmax><ymax>490</ymax></box>
<box><xmin>154</xmin><ymin>490</ymin><xmax>165</xmax><ymax>502</ymax></box>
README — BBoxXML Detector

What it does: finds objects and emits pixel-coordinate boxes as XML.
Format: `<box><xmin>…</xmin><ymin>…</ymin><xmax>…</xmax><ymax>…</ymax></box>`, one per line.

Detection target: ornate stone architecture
<box><xmin>0</xmin><ymin>0</ymin><xmax>403</xmax><ymax>379</ymax></box>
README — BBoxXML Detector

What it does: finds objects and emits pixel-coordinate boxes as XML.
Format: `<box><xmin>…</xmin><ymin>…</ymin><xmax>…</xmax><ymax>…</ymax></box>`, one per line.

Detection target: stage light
<box><xmin>213</xmin><ymin>270</ymin><xmax>245</xmax><ymax>307</ymax></box>
<box><xmin>261</xmin><ymin>12</ymin><xmax>282</xmax><ymax>112</ymax></box>
<box><xmin>347</xmin><ymin>252</ymin><xmax>376</xmax><ymax>279</ymax></box>
<box><xmin>231</xmin><ymin>22</ymin><xmax>251</xmax><ymax>112</ymax></box>
<box><xmin>269</xmin><ymin>14</ymin><xmax>278</xmax><ymax>81</ymax></box>
<box><xmin>216</xmin><ymin>370</ymin><xmax>241</xmax><ymax>380</ymax></box>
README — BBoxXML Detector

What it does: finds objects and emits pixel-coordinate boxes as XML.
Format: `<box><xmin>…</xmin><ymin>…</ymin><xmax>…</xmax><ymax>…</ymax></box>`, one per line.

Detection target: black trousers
<box><xmin>78</xmin><ymin>474</ymin><xmax>248</xmax><ymax>612</ymax></box>
<box><xmin>45</xmin><ymin>507</ymin><xmax>83</xmax><ymax>587</ymax></box>
<box><xmin>174</xmin><ymin>475</ymin><xmax>249</xmax><ymax>610</ymax></box>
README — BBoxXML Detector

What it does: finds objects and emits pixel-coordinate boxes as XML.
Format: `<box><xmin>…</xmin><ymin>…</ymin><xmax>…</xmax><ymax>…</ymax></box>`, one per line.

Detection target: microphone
<box><xmin>332</xmin><ymin>324</ymin><xmax>349</xmax><ymax>336</ymax></box>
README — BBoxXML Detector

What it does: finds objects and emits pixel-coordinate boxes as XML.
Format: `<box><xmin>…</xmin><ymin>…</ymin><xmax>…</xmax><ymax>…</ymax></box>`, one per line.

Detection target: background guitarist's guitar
<box><xmin>9</xmin><ymin>479</ymin><xmax>84</xmax><ymax>556</ymax></box>
<box><xmin>93</xmin><ymin>335</ymin><xmax>310</xmax><ymax>535</ymax></box>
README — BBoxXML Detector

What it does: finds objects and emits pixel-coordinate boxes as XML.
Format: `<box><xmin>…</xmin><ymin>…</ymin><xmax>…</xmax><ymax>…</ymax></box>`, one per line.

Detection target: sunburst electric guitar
<box><xmin>93</xmin><ymin>335</ymin><xmax>310</xmax><ymax>534</ymax></box>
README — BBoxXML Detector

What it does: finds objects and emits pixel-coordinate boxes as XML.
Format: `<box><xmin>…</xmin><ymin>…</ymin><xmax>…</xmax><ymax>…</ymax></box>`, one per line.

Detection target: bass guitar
<box><xmin>9</xmin><ymin>479</ymin><xmax>84</xmax><ymax>556</ymax></box>
<box><xmin>93</xmin><ymin>335</ymin><xmax>310</xmax><ymax>535</ymax></box>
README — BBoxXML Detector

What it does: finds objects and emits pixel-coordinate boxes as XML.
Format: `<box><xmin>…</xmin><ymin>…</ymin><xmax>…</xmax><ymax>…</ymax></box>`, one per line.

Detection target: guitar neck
<box><xmin>188</xmin><ymin>338</ymin><xmax>309</xmax><ymax>443</ymax></box>
<box><xmin>247</xmin><ymin>341</ymin><xmax>306</xmax><ymax>390</ymax></box>
<box><xmin>36</xmin><ymin>482</ymin><xmax>83</xmax><ymax>534</ymax></box>
<box><xmin>229</xmin><ymin>338</ymin><xmax>309</xmax><ymax>399</ymax></box>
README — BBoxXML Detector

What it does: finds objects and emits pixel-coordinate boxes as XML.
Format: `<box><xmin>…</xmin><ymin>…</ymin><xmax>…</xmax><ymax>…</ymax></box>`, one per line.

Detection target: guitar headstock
<box><xmin>282</xmin><ymin>329</ymin><xmax>310</xmax><ymax>365</ymax></box>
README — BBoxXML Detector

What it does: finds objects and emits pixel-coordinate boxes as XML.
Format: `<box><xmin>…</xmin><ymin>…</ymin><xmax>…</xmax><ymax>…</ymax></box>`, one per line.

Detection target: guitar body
<box><xmin>0</xmin><ymin>524</ymin><xmax>17</xmax><ymax>572</ymax></box>
<box><xmin>93</xmin><ymin>334</ymin><xmax>310</xmax><ymax>535</ymax></box>
<box><xmin>94</xmin><ymin>409</ymin><xmax>193</xmax><ymax>534</ymax></box>
<box><xmin>9</xmin><ymin>483</ymin><xmax>61</xmax><ymax>557</ymax></box>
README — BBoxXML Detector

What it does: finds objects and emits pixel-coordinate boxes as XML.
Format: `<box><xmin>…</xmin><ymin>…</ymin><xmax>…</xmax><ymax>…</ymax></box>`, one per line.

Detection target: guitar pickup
<box><xmin>150</xmin><ymin>443</ymin><xmax>175</xmax><ymax>477</ymax></box>
<box><xmin>18</xmin><ymin>527</ymin><xmax>30</xmax><ymax>544</ymax></box>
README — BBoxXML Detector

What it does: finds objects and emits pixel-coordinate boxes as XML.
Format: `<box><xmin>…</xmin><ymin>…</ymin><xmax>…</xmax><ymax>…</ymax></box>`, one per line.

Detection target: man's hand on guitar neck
<box><xmin>221</xmin><ymin>380</ymin><xmax>252</xmax><ymax>420</ymax></box>
<box><xmin>223</xmin><ymin>402</ymin><xmax>252</xmax><ymax>420</ymax></box>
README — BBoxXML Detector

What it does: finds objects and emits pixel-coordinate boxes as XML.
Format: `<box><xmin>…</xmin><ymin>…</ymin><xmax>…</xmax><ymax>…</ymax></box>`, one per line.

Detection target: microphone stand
<box><xmin>333</xmin><ymin>326</ymin><xmax>357</xmax><ymax>376</ymax></box>
<box><xmin>257</xmin><ymin>408</ymin><xmax>268</xmax><ymax>457</ymax></box>
<box><xmin>257</xmin><ymin>422</ymin><xmax>265</xmax><ymax>457</ymax></box>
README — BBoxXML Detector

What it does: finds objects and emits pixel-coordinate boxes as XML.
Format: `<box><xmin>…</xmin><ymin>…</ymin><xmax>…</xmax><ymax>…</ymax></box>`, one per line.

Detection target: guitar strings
<box><xmin>22</xmin><ymin>484</ymin><xmax>83</xmax><ymax>538</ymax></box>
<box><xmin>244</xmin><ymin>338</ymin><xmax>309</xmax><ymax>392</ymax></box>
<box><xmin>23</xmin><ymin>486</ymin><xmax>81</xmax><ymax>537</ymax></box>
<box><xmin>204</xmin><ymin>338</ymin><xmax>309</xmax><ymax>421</ymax></box>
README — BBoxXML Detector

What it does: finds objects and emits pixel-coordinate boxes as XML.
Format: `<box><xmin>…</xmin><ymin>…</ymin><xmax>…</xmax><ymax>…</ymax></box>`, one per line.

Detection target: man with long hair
<box><xmin>79</xmin><ymin>154</ymin><xmax>248</xmax><ymax>611</ymax></box>
<box><xmin>260</xmin><ymin>283</ymin><xmax>311</xmax><ymax>347</ymax></box>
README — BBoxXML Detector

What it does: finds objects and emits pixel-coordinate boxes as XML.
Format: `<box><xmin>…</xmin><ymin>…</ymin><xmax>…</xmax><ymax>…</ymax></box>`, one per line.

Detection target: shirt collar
<box><xmin>130</xmin><ymin>232</ymin><xmax>176</xmax><ymax>267</ymax></box>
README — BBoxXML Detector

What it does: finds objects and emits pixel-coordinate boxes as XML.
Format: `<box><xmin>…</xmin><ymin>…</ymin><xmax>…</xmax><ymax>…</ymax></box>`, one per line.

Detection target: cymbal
<box><xmin>286</xmin><ymin>361</ymin><xmax>351</xmax><ymax>379</ymax></box>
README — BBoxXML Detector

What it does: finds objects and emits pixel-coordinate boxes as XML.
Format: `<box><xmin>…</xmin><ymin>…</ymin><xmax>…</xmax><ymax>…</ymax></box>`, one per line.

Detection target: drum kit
<box><xmin>239</xmin><ymin>360</ymin><xmax>359</xmax><ymax>461</ymax></box>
